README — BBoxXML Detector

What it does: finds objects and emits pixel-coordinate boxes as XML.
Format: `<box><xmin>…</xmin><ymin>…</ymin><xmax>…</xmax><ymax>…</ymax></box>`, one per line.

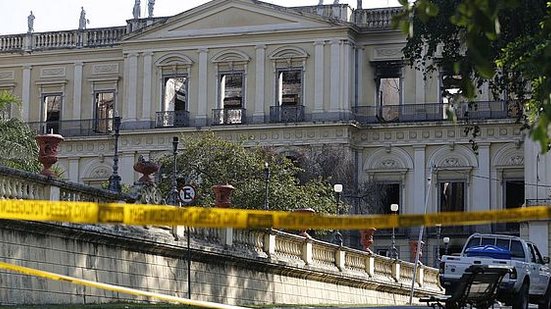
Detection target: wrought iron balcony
<box><xmin>27</xmin><ymin>118</ymin><xmax>113</xmax><ymax>137</ymax></box>
<box><xmin>212</xmin><ymin>108</ymin><xmax>246</xmax><ymax>125</ymax></box>
<box><xmin>353</xmin><ymin>101</ymin><xmax>522</xmax><ymax>124</ymax></box>
<box><xmin>155</xmin><ymin>111</ymin><xmax>190</xmax><ymax>128</ymax></box>
<box><xmin>270</xmin><ymin>105</ymin><xmax>305</xmax><ymax>123</ymax></box>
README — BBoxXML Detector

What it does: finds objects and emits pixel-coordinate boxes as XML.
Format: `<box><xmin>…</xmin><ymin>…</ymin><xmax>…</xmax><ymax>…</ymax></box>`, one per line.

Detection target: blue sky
<box><xmin>0</xmin><ymin>0</ymin><xmax>399</xmax><ymax>35</ymax></box>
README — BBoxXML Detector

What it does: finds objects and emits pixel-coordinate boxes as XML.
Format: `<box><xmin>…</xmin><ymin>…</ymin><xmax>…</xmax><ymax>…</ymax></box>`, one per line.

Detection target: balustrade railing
<box><xmin>0</xmin><ymin>27</ymin><xmax>127</xmax><ymax>52</ymax></box>
<box><xmin>354</xmin><ymin>101</ymin><xmax>520</xmax><ymax>124</ymax></box>
<box><xmin>0</xmin><ymin>165</ymin><xmax>123</xmax><ymax>202</ymax></box>
<box><xmin>0</xmin><ymin>164</ymin><xmax>440</xmax><ymax>292</ymax></box>
<box><xmin>270</xmin><ymin>105</ymin><xmax>305</xmax><ymax>123</ymax></box>
<box><xmin>212</xmin><ymin>108</ymin><xmax>246</xmax><ymax>125</ymax></box>
<box><xmin>155</xmin><ymin>111</ymin><xmax>190</xmax><ymax>128</ymax></box>
<box><xmin>355</xmin><ymin>7</ymin><xmax>403</xmax><ymax>29</ymax></box>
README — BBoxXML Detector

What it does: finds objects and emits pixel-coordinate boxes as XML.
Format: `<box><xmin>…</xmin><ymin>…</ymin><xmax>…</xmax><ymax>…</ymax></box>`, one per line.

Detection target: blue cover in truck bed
<box><xmin>465</xmin><ymin>245</ymin><xmax>512</xmax><ymax>259</ymax></box>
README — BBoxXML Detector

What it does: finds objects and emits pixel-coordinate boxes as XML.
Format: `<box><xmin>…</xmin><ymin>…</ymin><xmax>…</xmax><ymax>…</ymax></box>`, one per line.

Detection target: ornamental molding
<box><xmin>373</xmin><ymin>47</ymin><xmax>402</xmax><ymax>60</ymax></box>
<box><xmin>0</xmin><ymin>71</ymin><xmax>14</xmax><ymax>80</ymax></box>
<box><xmin>92</xmin><ymin>64</ymin><xmax>119</xmax><ymax>75</ymax></box>
<box><xmin>40</xmin><ymin>67</ymin><xmax>66</xmax><ymax>78</ymax></box>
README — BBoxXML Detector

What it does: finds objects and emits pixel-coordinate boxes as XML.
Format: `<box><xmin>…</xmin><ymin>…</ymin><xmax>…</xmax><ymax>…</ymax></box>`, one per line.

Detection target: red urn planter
<box><xmin>133</xmin><ymin>156</ymin><xmax>160</xmax><ymax>185</ymax></box>
<box><xmin>35</xmin><ymin>133</ymin><xmax>64</xmax><ymax>177</ymax></box>
<box><xmin>360</xmin><ymin>227</ymin><xmax>377</xmax><ymax>251</ymax></box>
<box><xmin>211</xmin><ymin>184</ymin><xmax>235</xmax><ymax>208</ymax></box>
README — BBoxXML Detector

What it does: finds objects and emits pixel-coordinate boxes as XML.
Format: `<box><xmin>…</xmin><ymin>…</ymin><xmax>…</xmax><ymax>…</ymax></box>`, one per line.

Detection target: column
<box><xmin>197</xmin><ymin>48</ymin><xmax>208</xmax><ymax>126</ymax></box>
<box><xmin>68</xmin><ymin>157</ymin><xmax>80</xmax><ymax>182</ymax></box>
<box><xmin>254</xmin><ymin>44</ymin><xmax>266</xmax><ymax>122</ymax></box>
<box><xmin>313</xmin><ymin>40</ymin><xmax>325</xmax><ymax>115</ymax></box>
<box><xmin>125</xmin><ymin>52</ymin><xmax>139</xmax><ymax>122</ymax></box>
<box><xmin>22</xmin><ymin>65</ymin><xmax>32</xmax><ymax>122</ymax></box>
<box><xmin>329</xmin><ymin>39</ymin><xmax>341</xmax><ymax>113</ymax></box>
<box><xmin>73</xmin><ymin>62</ymin><xmax>83</xmax><ymax>119</ymax></box>
<box><xmin>142</xmin><ymin>52</ymin><xmax>153</xmax><ymax>123</ymax></box>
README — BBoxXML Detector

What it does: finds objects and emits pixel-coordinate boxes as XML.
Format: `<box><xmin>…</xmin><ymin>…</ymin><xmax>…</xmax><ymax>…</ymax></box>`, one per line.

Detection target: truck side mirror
<box><xmin>543</xmin><ymin>256</ymin><xmax>550</xmax><ymax>264</ymax></box>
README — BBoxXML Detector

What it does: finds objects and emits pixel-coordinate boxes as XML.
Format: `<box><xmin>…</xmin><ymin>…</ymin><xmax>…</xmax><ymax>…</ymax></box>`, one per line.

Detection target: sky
<box><xmin>0</xmin><ymin>0</ymin><xmax>400</xmax><ymax>35</ymax></box>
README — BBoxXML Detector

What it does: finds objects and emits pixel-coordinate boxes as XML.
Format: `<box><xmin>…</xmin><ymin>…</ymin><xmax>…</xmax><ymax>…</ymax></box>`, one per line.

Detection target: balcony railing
<box><xmin>354</xmin><ymin>101</ymin><xmax>521</xmax><ymax>124</ymax></box>
<box><xmin>212</xmin><ymin>108</ymin><xmax>246</xmax><ymax>125</ymax></box>
<box><xmin>27</xmin><ymin>118</ymin><xmax>114</xmax><ymax>137</ymax></box>
<box><xmin>270</xmin><ymin>105</ymin><xmax>305</xmax><ymax>123</ymax></box>
<box><xmin>155</xmin><ymin>111</ymin><xmax>190</xmax><ymax>128</ymax></box>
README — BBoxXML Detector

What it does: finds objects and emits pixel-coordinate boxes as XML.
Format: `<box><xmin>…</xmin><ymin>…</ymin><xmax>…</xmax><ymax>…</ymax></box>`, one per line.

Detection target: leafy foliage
<box><xmin>395</xmin><ymin>0</ymin><xmax>551</xmax><ymax>152</ymax></box>
<box><xmin>157</xmin><ymin>132</ymin><xmax>337</xmax><ymax>213</ymax></box>
<box><xmin>0</xmin><ymin>91</ymin><xmax>40</xmax><ymax>172</ymax></box>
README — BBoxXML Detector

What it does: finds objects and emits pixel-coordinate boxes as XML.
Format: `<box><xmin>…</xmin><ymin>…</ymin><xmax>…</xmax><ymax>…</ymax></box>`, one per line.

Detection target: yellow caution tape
<box><xmin>0</xmin><ymin>260</ymin><xmax>249</xmax><ymax>309</ymax></box>
<box><xmin>0</xmin><ymin>200</ymin><xmax>550</xmax><ymax>229</ymax></box>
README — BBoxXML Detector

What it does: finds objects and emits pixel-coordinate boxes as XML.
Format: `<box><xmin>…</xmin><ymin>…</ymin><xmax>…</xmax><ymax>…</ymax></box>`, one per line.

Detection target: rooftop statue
<box><xmin>132</xmin><ymin>0</ymin><xmax>141</xmax><ymax>19</ymax></box>
<box><xmin>357</xmin><ymin>0</ymin><xmax>362</xmax><ymax>8</ymax></box>
<box><xmin>318</xmin><ymin>0</ymin><xmax>323</xmax><ymax>5</ymax></box>
<box><xmin>148</xmin><ymin>0</ymin><xmax>155</xmax><ymax>18</ymax></box>
<box><xmin>27</xmin><ymin>11</ymin><xmax>35</xmax><ymax>33</ymax></box>
<box><xmin>78</xmin><ymin>7</ymin><xmax>89</xmax><ymax>30</ymax></box>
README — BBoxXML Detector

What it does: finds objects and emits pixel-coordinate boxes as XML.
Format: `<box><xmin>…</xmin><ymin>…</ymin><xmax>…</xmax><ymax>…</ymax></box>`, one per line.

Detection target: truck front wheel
<box><xmin>513</xmin><ymin>282</ymin><xmax>529</xmax><ymax>309</ymax></box>
<box><xmin>539</xmin><ymin>282</ymin><xmax>551</xmax><ymax>309</ymax></box>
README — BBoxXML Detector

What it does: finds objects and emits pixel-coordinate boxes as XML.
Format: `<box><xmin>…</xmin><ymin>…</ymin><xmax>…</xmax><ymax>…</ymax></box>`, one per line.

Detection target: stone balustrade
<box><xmin>0</xmin><ymin>165</ymin><xmax>124</xmax><ymax>202</ymax></box>
<box><xmin>0</xmin><ymin>27</ymin><xmax>127</xmax><ymax>52</ymax></box>
<box><xmin>0</xmin><ymin>7</ymin><xmax>403</xmax><ymax>53</ymax></box>
<box><xmin>354</xmin><ymin>7</ymin><xmax>403</xmax><ymax>29</ymax></box>
<box><xmin>0</xmin><ymin>165</ymin><xmax>442</xmax><ymax>304</ymax></box>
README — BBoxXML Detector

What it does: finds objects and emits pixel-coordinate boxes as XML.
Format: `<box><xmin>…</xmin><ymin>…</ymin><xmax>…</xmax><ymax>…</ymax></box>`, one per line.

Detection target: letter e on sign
<box><xmin>179</xmin><ymin>185</ymin><xmax>196</xmax><ymax>203</ymax></box>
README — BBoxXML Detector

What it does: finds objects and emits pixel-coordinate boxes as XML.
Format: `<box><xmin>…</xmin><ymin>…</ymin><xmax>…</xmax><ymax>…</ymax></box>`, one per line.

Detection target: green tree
<box><xmin>395</xmin><ymin>0</ymin><xmax>551</xmax><ymax>152</ymax></box>
<box><xmin>0</xmin><ymin>91</ymin><xmax>40</xmax><ymax>172</ymax></box>
<box><xmin>157</xmin><ymin>132</ymin><xmax>337</xmax><ymax>213</ymax></box>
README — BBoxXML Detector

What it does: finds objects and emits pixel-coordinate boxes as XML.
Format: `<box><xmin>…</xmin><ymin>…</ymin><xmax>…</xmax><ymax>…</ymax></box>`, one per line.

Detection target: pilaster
<box><xmin>68</xmin><ymin>157</ymin><xmax>80</xmax><ymax>183</ymax></box>
<box><xmin>254</xmin><ymin>44</ymin><xmax>266</xmax><ymax>122</ymax></box>
<box><xmin>22</xmin><ymin>65</ymin><xmax>32</xmax><ymax>122</ymax></box>
<box><xmin>197</xmin><ymin>48</ymin><xmax>209</xmax><ymax>126</ymax></box>
<box><xmin>313</xmin><ymin>40</ymin><xmax>325</xmax><ymax>114</ymax></box>
<box><xmin>73</xmin><ymin>62</ymin><xmax>83</xmax><ymax>119</ymax></box>
<box><xmin>125</xmin><ymin>53</ymin><xmax>139</xmax><ymax>122</ymax></box>
<box><xmin>412</xmin><ymin>145</ymin><xmax>426</xmax><ymax>215</ymax></box>
<box><xmin>329</xmin><ymin>39</ymin><xmax>341</xmax><ymax>113</ymax></box>
<box><xmin>142</xmin><ymin>52</ymin><xmax>153</xmax><ymax>122</ymax></box>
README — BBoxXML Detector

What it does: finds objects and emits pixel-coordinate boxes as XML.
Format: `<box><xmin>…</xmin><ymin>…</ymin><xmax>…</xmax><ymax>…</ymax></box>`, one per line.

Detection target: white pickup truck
<box><xmin>439</xmin><ymin>233</ymin><xmax>551</xmax><ymax>309</ymax></box>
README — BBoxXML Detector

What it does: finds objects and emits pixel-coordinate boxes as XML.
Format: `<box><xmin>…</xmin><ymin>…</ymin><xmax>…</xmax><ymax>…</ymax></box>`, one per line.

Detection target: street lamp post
<box><xmin>333</xmin><ymin>184</ymin><xmax>343</xmax><ymax>246</ymax></box>
<box><xmin>443</xmin><ymin>237</ymin><xmax>450</xmax><ymax>256</ymax></box>
<box><xmin>107</xmin><ymin>116</ymin><xmax>122</xmax><ymax>193</ymax></box>
<box><xmin>390</xmin><ymin>203</ymin><xmax>399</xmax><ymax>259</ymax></box>
<box><xmin>166</xmin><ymin>137</ymin><xmax>180</xmax><ymax>206</ymax></box>
<box><xmin>436</xmin><ymin>224</ymin><xmax>442</xmax><ymax>262</ymax></box>
<box><xmin>264</xmin><ymin>162</ymin><xmax>270</xmax><ymax>210</ymax></box>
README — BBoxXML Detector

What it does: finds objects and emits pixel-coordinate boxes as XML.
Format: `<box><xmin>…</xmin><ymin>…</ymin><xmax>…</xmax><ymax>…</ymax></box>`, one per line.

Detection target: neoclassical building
<box><xmin>0</xmin><ymin>0</ymin><xmax>550</xmax><ymax>264</ymax></box>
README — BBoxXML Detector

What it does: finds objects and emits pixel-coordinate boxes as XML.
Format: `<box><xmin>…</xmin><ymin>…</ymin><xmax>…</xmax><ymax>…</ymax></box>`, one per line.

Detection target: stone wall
<box><xmin>0</xmin><ymin>220</ymin><xmax>442</xmax><ymax>306</ymax></box>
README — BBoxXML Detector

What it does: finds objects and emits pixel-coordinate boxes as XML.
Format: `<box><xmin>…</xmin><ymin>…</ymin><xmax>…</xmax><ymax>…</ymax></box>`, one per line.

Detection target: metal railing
<box><xmin>212</xmin><ymin>108</ymin><xmax>246</xmax><ymax>125</ymax></box>
<box><xmin>155</xmin><ymin>111</ymin><xmax>190</xmax><ymax>128</ymax></box>
<box><xmin>27</xmin><ymin>118</ymin><xmax>114</xmax><ymax>137</ymax></box>
<box><xmin>270</xmin><ymin>105</ymin><xmax>305</xmax><ymax>123</ymax></box>
<box><xmin>353</xmin><ymin>101</ymin><xmax>522</xmax><ymax>124</ymax></box>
